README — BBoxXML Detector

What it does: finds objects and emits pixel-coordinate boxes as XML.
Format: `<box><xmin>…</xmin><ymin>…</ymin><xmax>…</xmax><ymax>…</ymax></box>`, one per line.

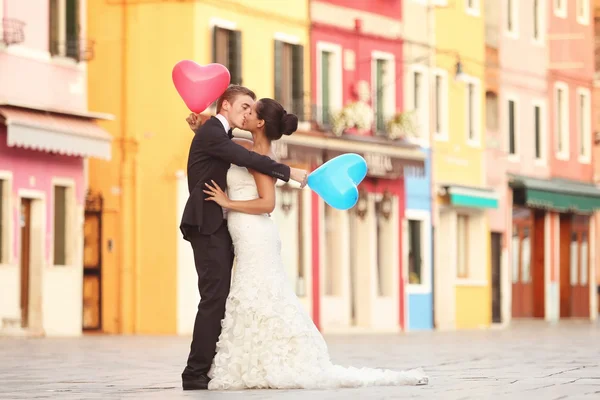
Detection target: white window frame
<box><xmin>433</xmin><ymin>68</ymin><xmax>449</xmax><ymax>142</ymax></box>
<box><xmin>532</xmin><ymin>0</ymin><xmax>546</xmax><ymax>45</ymax></box>
<box><xmin>554</xmin><ymin>0</ymin><xmax>567</xmax><ymax>18</ymax></box>
<box><xmin>371</xmin><ymin>50</ymin><xmax>397</xmax><ymax>132</ymax></box>
<box><xmin>532</xmin><ymin>99</ymin><xmax>548</xmax><ymax>166</ymax></box>
<box><xmin>0</xmin><ymin>171</ymin><xmax>12</xmax><ymax>266</ymax></box>
<box><xmin>405</xmin><ymin>210</ymin><xmax>432</xmax><ymax>295</ymax></box>
<box><xmin>505</xmin><ymin>0</ymin><xmax>519</xmax><ymax>39</ymax></box>
<box><xmin>554</xmin><ymin>81</ymin><xmax>570</xmax><ymax>160</ymax></box>
<box><xmin>577</xmin><ymin>87</ymin><xmax>592</xmax><ymax>164</ymax></box>
<box><xmin>463</xmin><ymin>75</ymin><xmax>482</xmax><ymax>147</ymax></box>
<box><xmin>316</xmin><ymin>41</ymin><xmax>343</xmax><ymax>125</ymax></box>
<box><xmin>407</xmin><ymin>63</ymin><xmax>430</xmax><ymax>146</ymax></box>
<box><xmin>465</xmin><ymin>0</ymin><xmax>480</xmax><ymax>16</ymax></box>
<box><xmin>0</xmin><ymin>0</ymin><xmax>4</xmax><ymax>28</ymax></box>
<box><xmin>51</xmin><ymin>178</ymin><xmax>76</xmax><ymax>267</ymax></box>
<box><xmin>505</xmin><ymin>94</ymin><xmax>520</xmax><ymax>162</ymax></box>
<box><xmin>576</xmin><ymin>0</ymin><xmax>590</xmax><ymax>25</ymax></box>
<box><xmin>453</xmin><ymin>208</ymin><xmax>488</xmax><ymax>286</ymax></box>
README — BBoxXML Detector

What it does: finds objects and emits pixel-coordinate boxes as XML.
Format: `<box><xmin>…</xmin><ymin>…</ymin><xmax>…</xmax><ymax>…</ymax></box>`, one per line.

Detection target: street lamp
<box><xmin>355</xmin><ymin>188</ymin><xmax>368</xmax><ymax>219</ymax></box>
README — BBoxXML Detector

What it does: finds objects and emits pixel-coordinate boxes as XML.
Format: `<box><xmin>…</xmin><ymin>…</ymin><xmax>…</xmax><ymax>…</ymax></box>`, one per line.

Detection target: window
<box><xmin>372</xmin><ymin>52</ymin><xmax>396</xmax><ymax>135</ymax></box>
<box><xmin>570</xmin><ymin>216</ymin><xmax>590</xmax><ymax>287</ymax></box>
<box><xmin>212</xmin><ymin>26</ymin><xmax>242</xmax><ymax>85</ymax></box>
<box><xmin>555</xmin><ymin>83</ymin><xmax>569</xmax><ymax>159</ymax></box>
<box><xmin>375</xmin><ymin>59</ymin><xmax>388</xmax><ymax>133</ymax></box>
<box><xmin>408</xmin><ymin>220</ymin><xmax>423</xmax><ymax>285</ymax></box>
<box><xmin>577</xmin><ymin>88</ymin><xmax>591</xmax><ymax>162</ymax></box>
<box><xmin>511</xmin><ymin>208</ymin><xmax>532</xmax><ymax>284</ymax></box>
<box><xmin>434</xmin><ymin>70</ymin><xmax>449</xmax><ymax>140</ymax></box>
<box><xmin>554</xmin><ymin>0</ymin><xmax>567</xmax><ymax>18</ymax></box>
<box><xmin>53</xmin><ymin>185</ymin><xmax>68</xmax><ymax>265</ymax></box>
<box><xmin>409</xmin><ymin>65</ymin><xmax>429</xmax><ymax>141</ymax></box>
<box><xmin>466</xmin><ymin>0</ymin><xmax>480</xmax><ymax>16</ymax></box>
<box><xmin>317</xmin><ymin>42</ymin><xmax>342</xmax><ymax>127</ymax></box>
<box><xmin>577</xmin><ymin>0</ymin><xmax>589</xmax><ymax>25</ymax></box>
<box><xmin>506</xmin><ymin>0</ymin><xmax>518</xmax><ymax>37</ymax></box>
<box><xmin>508</xmin><ymin>98</ymin><xmax>518</xmax><ymax>157</ymax></box>
<box><xmin>274</xmin><ymin>39</ymin><xmax>304</xmax><ymax>119</ymax></box>
<box><xmin>49</xmin><ymin>0</ymin><xmax>81</xmax><ymax>60</ymax></box>
<box><xmin>533</xmin><ymin>101</ymin><xmax>546</xmax><ymax>162</ymax></box>
<box><xmin>485</xmin><ymin>91</ymin><xmax>499</xmax><ymax>131</ymax></box>
<box><xmin>464</xmin><ymin>76</ymin><xmax>481</xmax><ymax>145</ymax></box>
<box><xmin>533</xmin><ymin>0</ymin><xmax>544</xmax><ymax>43</ymax></box>
<box><xmin>457</xmin><ymin>214</ymin><xmax>469</xmax><ymax>278</ymax></box>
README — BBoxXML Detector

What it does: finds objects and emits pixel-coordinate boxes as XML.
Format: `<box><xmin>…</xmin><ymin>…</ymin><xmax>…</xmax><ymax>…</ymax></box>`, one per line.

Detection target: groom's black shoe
<box><xmin>182</xmin><ymin>374</ymin><xmax>210</xmax><ymax>390</ymax></box>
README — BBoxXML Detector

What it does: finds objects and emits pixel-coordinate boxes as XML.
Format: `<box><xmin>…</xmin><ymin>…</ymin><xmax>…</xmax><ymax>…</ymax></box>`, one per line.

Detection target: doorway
<box><xmin>491</xmin><ymin>232</ymin><xmax>502</xmax><ymax>323</ymax></box>
<box><xmin>560</xmin><ymin>214</ymin><xmax>590</xmax><ymax>318</ymax></box>
<box><xmin>82</xmin><ymin>191</ymin><xmax>103</xmax><ymax>331</ymax></box>
<box><xmin>20</xmin><ymin>198</ymin><xmax>32</xmax><ymax>328</ymax></box>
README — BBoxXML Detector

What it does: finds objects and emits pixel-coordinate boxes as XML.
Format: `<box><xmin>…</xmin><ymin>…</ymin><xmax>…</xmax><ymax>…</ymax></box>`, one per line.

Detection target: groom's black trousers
<box><xmin>182</xmin><ymin>221</ymin><xmax>234</xmax><ymax>378</ymax></box>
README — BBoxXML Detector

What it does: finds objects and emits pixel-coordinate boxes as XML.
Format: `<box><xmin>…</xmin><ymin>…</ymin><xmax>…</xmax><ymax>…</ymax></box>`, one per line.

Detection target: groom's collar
<box><xmin>215</xmin><ymin>114</ymin><xmax>230</xmax><ymax>134</ymax></box>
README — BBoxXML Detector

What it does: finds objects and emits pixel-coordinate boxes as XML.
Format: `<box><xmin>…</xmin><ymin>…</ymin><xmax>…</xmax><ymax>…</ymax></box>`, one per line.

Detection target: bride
<box><xmin>202</xmin><ymin>98</ymin><xmax>428</xmax><ymax>390</ymax></box>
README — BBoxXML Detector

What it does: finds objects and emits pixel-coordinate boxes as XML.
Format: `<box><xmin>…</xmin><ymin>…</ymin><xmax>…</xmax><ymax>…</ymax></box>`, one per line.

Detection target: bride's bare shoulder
<box><xmin>232</xmin><ymin>137</ymin><xmax>253</xmax><ymax>151</ymax></box>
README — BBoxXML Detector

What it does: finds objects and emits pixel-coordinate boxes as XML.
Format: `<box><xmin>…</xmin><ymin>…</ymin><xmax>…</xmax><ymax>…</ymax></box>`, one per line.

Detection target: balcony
<box><xmin>50</xmin><ymin>37</ymin><xmax>95</xmax><ymax>62</ymax></box>
<box><xmin>1</xmin><ymin>18</ymin><xmax>25</xmax><ymax>46</ymax></box>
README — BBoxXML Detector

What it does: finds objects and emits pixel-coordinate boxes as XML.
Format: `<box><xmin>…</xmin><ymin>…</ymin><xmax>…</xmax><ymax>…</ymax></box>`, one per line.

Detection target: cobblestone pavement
<box><xmin>1</xmin><ymin>322</ymin><xmax>599</xmax><ymax>400</ymax></box>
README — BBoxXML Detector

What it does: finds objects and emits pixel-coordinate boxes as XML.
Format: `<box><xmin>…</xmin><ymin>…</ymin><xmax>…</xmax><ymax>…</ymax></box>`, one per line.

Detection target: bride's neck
<box><xmin>251</xmin><ymin>132</ymin><xmax>271</xmax><ymax>154</ymax></box>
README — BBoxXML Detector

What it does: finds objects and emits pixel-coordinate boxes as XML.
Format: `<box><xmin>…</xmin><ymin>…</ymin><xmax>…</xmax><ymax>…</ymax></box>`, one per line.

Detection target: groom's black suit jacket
<box><xmin>180</xmin><ymin>116</ymin><xmax>291</xmax><ymax>240</ymax></box>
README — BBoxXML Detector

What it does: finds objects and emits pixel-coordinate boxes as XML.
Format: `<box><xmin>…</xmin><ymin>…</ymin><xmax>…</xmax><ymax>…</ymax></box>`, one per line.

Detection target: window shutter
<box><xmin>49</xmin><ymin>0</ymin><xmax>59</xmax><ymax>56</ymax></box>
<box><xmin>292</xmin><ymin>44</ymin><xmax>304</xmax><ymax>120</ymax></box>
<box><xmin>229</xmin><ymin>30</ymin><xmax>242</xmax><ymax>85</ymax></box>
<box><xmin>274</xmin><ymin>40</ymin><xmax>283</xmax><ymax>102</ymax></box>
<box><xmin>212</xmin><ymin>26</ymin><xmax>219</xmax><ymax>63</ymax></box>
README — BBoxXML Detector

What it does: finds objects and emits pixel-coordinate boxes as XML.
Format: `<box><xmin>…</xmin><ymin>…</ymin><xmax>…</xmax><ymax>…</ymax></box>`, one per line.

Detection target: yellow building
<box><xmin>432</xmin><ymin>0</ymin><xmax>498</xmax><ymax>330</ymax></box>
<box><xmin>86</xmin><ymin>0</ymin><xmax>310</xmax><ymax>334</ymax></box>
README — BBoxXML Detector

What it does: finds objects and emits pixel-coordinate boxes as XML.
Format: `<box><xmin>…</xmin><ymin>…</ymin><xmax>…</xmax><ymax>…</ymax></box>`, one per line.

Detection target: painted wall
<box><xmin>310</xmin><ymin>1</ymin><xmax>404</xmax><ymax>114</ymax></box>
<box><xmin>405</xmin><ymin>151</ymin><xmax>433</xmax><ymax>331</ymax></box>
<box><xmin>87</xmin><ymin>0</ymin><xmax>310</xmax><ymax>334</ymax></box>
<box><xmin>0</xmin><ymin>129</ymin><xmax>85</xmax><ymax>335</ymax></box>
<box><xmin>0</xmin><ymin>0</ymin><xmax>88</xmax><ymax>111</ymax></box>
<box><xmin>434</xmin><ymin>0</ymin><xmax>490</xmax><ymax>330</ymax></box>
<box><xmin>548</xmin><ymin>0</ymin><xmax>594</xmax><ymax>182</ymax></box>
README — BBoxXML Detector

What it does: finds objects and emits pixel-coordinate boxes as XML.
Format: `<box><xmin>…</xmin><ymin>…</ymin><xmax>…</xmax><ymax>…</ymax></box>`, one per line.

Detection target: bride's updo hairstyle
<box><xmin>255</xmin><ymin>98</ymin><xmax>298</xmax><ymax>141</ymax></box>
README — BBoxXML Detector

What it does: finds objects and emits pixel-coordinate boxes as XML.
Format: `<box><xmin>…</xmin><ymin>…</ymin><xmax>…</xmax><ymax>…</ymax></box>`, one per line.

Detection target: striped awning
<box><xmin>0</xmin><ymin>105</ymin><xmax>112</xmax><ymax>160</ymax></box>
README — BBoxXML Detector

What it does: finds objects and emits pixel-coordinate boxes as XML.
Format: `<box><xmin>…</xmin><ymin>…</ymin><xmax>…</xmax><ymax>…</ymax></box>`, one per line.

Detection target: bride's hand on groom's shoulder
<box><xmin>186</xmin><ymin>113</ymin><xmax>203</xmax><ymax>131</ymax></box>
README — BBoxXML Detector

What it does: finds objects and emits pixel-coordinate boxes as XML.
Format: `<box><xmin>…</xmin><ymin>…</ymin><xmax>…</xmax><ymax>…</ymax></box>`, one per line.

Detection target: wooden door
<box><xmin>512</xmin><ymin>208</ymin><xmax>533</xmax><ymax>317</ymax></box>
<box><xmin>20</xmin><ymin>198</ymin><xmax>32</xmax><ymax>328</ymax></box>
<box><xmin>532</xmin><ymin>211</ymin><xmax>545</xmax><ymax>318</ymax></box>
<box><xmin>491</xmin><ymin>232</ymin><xmax>502</xmax><ymax>323</ymax></box>
<box><xmin>569</xmin><ymin>215</ymin><xmax>590</xmax><ymax>318</ymax></box>
<box><xmin>559</xmin><ymin>214</ymin><xmax>572</xmax><ymax>318</ymax></box>
<box><xmin>82</xmin><ymin>191</ymin><xmax>103</xmax><ymax>331</ymax></box>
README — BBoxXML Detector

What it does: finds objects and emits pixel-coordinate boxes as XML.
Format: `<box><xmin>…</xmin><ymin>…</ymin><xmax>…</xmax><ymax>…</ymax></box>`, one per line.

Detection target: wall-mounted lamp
<box><xmin>376</xmin><ymin>190</ymin><xmax>393</xmax><ymax>220</ymax></box>
<box><xmin>280</xmin><ymin>183</ymin><xmax>294</xmax><ymax>215</ymax></box>
<box><xmin>455</xmin><ymin>59</ymin><xmax>467</xmax><ymax>82</ymax></box>
<box><xmin>355</xmin><ymin>188</ymin><xmax>368</xmax><ymax>219</ymax></box>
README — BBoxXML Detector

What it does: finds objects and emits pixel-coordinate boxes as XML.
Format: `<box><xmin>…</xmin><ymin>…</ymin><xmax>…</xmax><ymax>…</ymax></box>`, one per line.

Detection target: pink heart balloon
<box><xmin>172</xmin><ymin>60</ymin><xmax>231</xmax><ymax>113</ymax></box>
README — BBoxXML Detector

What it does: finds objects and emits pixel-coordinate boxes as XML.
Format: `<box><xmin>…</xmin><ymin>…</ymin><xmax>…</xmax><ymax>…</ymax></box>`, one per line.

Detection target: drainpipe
<box><xmin>119</xmin><ymin>1</ymin><xmax>137</xmax><ymax>334</ymax></box>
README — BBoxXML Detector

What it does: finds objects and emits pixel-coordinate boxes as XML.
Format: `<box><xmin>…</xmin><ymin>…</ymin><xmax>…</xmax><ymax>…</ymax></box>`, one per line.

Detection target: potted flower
<box><xmin>331</xmin><ymin>101</ymin><xmax>374</xmax><ymax>136</ymax></box>
<box><xmin>386</xmin><ymin>111</ymin><xmax>419</xmax><ymax>141</ymax></box>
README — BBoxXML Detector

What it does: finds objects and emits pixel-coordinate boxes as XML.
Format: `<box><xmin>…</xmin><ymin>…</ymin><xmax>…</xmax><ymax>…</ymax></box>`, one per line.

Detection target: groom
<box><xmin>180</xmin><ymin>85</ymin><xmax>309</xmax><ymax>390</ymax></box>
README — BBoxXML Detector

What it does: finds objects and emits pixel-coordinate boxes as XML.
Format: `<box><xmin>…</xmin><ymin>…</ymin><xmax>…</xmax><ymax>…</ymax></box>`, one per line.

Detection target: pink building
<box><xmin>487</xmin><ymin>0</ymin><xmax>598</xmax><ymax>324</ymax></box>
<box><xmin>0</xmin><ymin>0</ymin><xmax>112</xmax><ymax>336</ymax></box>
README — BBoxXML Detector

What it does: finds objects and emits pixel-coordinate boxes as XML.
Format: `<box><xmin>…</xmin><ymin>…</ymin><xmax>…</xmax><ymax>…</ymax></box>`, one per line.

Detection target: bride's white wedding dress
<box><xmin>206</xmin><ymin>165</ymin><xmax>428</xmax><ymax>390</ymax></box>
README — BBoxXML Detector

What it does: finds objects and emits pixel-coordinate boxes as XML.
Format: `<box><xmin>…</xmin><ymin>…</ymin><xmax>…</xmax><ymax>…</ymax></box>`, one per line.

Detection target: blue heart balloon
<box><xmin>307</xmin><ymin>153</ymin><xmax>368</xmax><ymax>210</ymax></box>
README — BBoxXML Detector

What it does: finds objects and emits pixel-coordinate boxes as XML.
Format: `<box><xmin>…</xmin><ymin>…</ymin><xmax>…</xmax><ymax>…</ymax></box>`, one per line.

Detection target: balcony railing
<box><xmin>1</xmin><ymin>18</ymin><xmax>25</xmax><ymax>46</ymax></box>
<box><xmin>50</xmin><ymin>37</ymin><xmax>95</xmax><ymax>62</ymax></box>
